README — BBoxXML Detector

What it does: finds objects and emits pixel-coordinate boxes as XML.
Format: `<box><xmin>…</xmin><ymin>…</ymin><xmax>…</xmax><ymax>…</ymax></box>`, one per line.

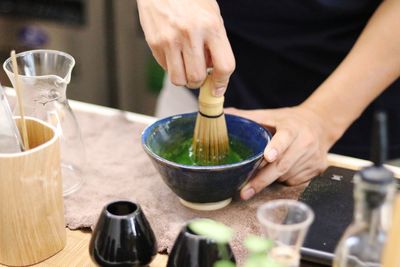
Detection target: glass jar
<box><xmin>3</xmin><ymin>49</ymin><xmax>85</xmax><ymax>196</ymax></box>
<box><xmin>334</xmin><ymin>166</ymin><xmax>396</xmax><ymax>267</ymax></box>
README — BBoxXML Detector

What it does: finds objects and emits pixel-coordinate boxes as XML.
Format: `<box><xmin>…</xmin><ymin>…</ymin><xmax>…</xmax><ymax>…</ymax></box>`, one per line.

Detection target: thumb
<box><xmin>224</xmin><ymin>108</ymin><xmax>295</xmax><ymax>162</ymax></box>
<box><xmin>264</xmin><ymin>127</ymin><xmax>297</xmax><ymax>162</ymax></box>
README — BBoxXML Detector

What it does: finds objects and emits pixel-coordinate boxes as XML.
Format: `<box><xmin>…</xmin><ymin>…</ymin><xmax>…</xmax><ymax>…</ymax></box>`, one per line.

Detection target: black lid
<box><xmin>358</xmin><ymin>165</ymin><xmax>394</xmax><ymax>185</ymax></box>
<box><xmin>370</xmin><ymin>110</ymin><xmax>388</xmax><ymax>166</ymax></box>
<box><xmin>359</xmin><ymin>110</ymin><xmax>394</xmax><ymax>185</ymax></box>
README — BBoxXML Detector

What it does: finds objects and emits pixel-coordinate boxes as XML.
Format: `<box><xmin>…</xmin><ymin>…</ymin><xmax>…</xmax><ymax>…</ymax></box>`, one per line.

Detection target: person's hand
<box><xmin>226</xmin><ymin>105</ymin><xmax>339</xmax><ymax>200</ymax></box>
<box><xmin>137</xmin><ymin>0</ymin><xmax>235</xmax><ymax>96</ymax></box>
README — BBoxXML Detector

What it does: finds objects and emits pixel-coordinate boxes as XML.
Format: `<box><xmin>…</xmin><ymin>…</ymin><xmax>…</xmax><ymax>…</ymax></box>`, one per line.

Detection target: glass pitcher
<box><xmin>3</xmin><ymin>49</ymin><xmax>85</xmax><ymax>196</ymax></box>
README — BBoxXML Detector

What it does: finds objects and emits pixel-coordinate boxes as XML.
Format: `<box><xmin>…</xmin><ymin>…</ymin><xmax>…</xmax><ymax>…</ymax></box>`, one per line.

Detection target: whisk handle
<box><xmin>198</xmin><ymin>76</ymin><xmax>224</xmax><ymax>117</ymax></box>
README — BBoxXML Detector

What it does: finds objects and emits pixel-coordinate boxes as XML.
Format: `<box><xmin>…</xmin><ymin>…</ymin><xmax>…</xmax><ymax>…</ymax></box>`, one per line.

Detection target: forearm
<box><xmin>302</xmin><ymin>0</ymin><xmax>400</xmax><ymax>142</ymax></box>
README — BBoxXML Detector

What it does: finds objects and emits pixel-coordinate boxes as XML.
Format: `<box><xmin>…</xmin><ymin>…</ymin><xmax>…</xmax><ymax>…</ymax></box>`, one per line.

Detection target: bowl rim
<box><xmin>141</xmin><ymin>112</ymin><xmax>271</xmax><ymax>170</ymax></box>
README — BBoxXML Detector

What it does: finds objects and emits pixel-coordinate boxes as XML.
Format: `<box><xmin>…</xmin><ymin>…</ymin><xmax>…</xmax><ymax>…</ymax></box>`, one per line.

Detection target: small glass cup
<box><xmin>257</xmin><ymin>199</ymin><xmax>314</xmax><ymax>267</ymax></box>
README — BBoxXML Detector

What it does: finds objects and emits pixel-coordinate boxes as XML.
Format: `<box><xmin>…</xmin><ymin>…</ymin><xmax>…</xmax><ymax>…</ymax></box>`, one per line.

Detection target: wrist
<box><xmin>299</xmin><ymin>101</ymin><xmax>348</xmax><ymax>150</ymax></box>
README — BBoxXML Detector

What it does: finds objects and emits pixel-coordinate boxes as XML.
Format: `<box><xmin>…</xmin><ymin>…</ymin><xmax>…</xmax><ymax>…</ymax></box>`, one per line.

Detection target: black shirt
<box><xmin>216</xmin><ymin>0</ymin><xmax>400</xmax><ymax>159</ymax></box>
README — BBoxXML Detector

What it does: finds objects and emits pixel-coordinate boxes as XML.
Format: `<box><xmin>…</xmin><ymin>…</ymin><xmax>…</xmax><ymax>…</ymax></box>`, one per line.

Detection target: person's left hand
<box><xmin>225</xmin><ymin>105</ymin><xmax>339</xmax><ymax>200</ymax></box>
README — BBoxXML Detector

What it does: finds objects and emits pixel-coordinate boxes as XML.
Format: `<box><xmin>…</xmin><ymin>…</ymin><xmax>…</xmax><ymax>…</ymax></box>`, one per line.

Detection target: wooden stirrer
<box><xmin>11</xmin><ymin>50</ymin><xmax>29</xmax><ymax>150</ymax></box>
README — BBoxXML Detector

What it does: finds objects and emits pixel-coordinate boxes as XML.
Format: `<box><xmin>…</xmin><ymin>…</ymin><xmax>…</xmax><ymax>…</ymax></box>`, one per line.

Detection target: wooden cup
<box><xmin>382</xmin><ymin>194</ymin><xmax>400</xmax><ymax>267</ymax></box>
<box><xmin>0</xmin><ymin>117</ymin><xmax>66</xmax><ymax>266</ymax></box>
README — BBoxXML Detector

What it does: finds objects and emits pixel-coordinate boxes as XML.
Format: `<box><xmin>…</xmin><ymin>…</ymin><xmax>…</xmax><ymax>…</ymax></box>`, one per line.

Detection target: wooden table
<box><xmin>3</xmin><ymin>101</ymin><xmax>399</xmax><ymax>267</ymax></box>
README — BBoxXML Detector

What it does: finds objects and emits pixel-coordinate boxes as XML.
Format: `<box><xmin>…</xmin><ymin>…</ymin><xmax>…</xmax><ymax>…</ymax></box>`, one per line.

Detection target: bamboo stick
<box><xmin>10</xmin><ymin>50</ymin><xmax>29</xmax><ymax>150</ymax></box>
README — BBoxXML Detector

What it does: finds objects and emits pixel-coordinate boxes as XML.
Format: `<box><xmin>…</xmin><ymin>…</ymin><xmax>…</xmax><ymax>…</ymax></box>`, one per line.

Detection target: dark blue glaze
<box><xmin>167</xmin><ymin>223</ymin><xmax>235</xmax><ymax>267</ymax></box>
<box><xmin>89</xmin><ymin>201</ymin><xmax>157</xmax><ymax>267</ymax></box>
<box><xmin>141</xmin><ymin>113</ymin><xmax>271</xmax><ymax>203</ymax></box>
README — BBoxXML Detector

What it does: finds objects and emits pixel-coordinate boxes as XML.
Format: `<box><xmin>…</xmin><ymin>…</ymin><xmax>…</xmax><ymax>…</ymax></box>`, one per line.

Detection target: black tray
<box><xmin>300</xmin><ymin>166</ymin><xmax>356</xmax><ymax>265</ymax></box>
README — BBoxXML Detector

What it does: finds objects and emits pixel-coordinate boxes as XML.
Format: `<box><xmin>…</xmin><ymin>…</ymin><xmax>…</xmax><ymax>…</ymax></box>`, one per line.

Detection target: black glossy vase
<box><xmin>89</xmin><ymin>201</ymin><xmax>157</xmax><ymax>267</ymax></box>
<box><xmin>167</xmin><ymin>223</ymin><xmax>236</xmax><ymax>267</ymax></box>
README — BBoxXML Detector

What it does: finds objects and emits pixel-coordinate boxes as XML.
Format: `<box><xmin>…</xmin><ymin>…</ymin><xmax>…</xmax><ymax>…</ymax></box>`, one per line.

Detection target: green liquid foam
<box><xmin>160</xmin><ymin>137</ymin><xmax>253</xmax><ymax>166</ymax></box>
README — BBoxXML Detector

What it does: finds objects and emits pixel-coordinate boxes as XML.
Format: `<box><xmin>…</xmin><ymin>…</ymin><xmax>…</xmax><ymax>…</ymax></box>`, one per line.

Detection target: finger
<box><xmin>278</xmin><ymin>164</ymin><xmax>312</xmax><ymax>183</ymax></box>
<box><xmin>277</xmin><ymin>146</ymin><xmax>315</xmax><ymax>182</ymax></box>
<box><xmin>280</xmin><ymin>151</ymin><xmax>327</xmax><ymax>184</ymax></box>
<box><xmin>182</xmin><ymin>37</ymin><xmax>207</xmax><ymax>89</ymax></box>
<box><xmin>206</xmin><ymin>30</ymin><xmax>235</xmax><ymax>96</ymax></box>
<box><xmin>271</xmin><ymin>140</ymin><xmax>305</xmax><ymax>184</ymax></box>
<box><xmin>151</xmin><ymin>49</ymin><xmax>167</xmax><ymax>70</ymax></box>
<box><xmin>240</xmin><ymin>162</ymin><xmax>280</xmax><ymax>200</ymax></box>
<box><xmin>258</xmin><ymin>159</ymin><xmax>268</xmax><ymax>169</ymax></box>
<box><xmin>240</xmin><ymin>136</ymin><xmax>305</xmax><ymax>200</ymax></box>
<box><xmin>284</xmin><ymin>169</ymin><xmax>320</xmax><ymax>186</ymax></box>
<box><xmin>205</xmin><ymin>48</ymin><xmax>213</xmax><ymax>68</ymax></box>
<box><xmin>264</xmin><ymin>127</ymin><xmax>298</xmax><ymax>163</ymax></box>
<box><xmin>165</xmin><ymin>47</ymin><xmax>187</xmax><ymax>86</ymax></box>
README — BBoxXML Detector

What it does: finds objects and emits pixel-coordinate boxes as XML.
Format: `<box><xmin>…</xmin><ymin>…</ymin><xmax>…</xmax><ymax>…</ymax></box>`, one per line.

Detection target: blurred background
<box><xmin>0</xmin><ymin>0</ymin><xmax>164</xmax><ymax>115</ymax></box>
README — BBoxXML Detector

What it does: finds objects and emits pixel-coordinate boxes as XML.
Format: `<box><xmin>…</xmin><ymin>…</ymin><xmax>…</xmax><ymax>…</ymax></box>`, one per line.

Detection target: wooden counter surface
<box><xmin>0</xmin><ymin>154</ymin><xmax>395</xmax><ymax>267</ymax></box>
<box><xmin>0</xmin><ymin>229</ymin><xmax>167</xmax><ymax>267</ymax></box>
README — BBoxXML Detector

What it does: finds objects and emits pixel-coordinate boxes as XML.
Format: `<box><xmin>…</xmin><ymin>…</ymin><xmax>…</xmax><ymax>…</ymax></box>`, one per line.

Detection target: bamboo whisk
<box><xmin>192</xmin><ymin>75</ymin><xmax>229</xmax><ymax>165</ymax></box>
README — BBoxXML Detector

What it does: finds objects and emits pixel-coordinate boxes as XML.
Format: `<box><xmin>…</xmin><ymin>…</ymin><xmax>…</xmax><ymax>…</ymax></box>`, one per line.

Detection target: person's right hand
<box><xmin>137</xmin><ymin>0</ymin><xmax>235</xmax><ymax>96</ymax></box>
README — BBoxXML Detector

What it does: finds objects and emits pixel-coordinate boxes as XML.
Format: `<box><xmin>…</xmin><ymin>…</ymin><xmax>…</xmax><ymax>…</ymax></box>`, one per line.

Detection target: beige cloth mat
<box><xmin>65</xmin><ymin>110</ymin><xmax>306</xmax><ymax>263</ymax></box>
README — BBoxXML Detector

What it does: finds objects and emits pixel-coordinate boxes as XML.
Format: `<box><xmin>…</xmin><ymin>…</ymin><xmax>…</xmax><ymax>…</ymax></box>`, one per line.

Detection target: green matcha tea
<box><xmin>160</xmin><ymin>137</ymin><xmax>253</xmax><ymax>166</ymax></box>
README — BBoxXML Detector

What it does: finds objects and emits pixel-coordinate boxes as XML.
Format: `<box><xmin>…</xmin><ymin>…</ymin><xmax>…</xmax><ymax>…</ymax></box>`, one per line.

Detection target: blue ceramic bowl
<box><xmin>141</xmin><ymin>112</ymin><xmax>271</xmax><ymax>209</ymax></box>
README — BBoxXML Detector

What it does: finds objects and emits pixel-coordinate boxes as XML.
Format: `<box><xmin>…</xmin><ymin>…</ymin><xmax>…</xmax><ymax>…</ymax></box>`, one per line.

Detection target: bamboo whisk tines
<box><xmin>192</xmin><ymin>75</ymin><xmax>229</xmax><ymax>165</ymax></box>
